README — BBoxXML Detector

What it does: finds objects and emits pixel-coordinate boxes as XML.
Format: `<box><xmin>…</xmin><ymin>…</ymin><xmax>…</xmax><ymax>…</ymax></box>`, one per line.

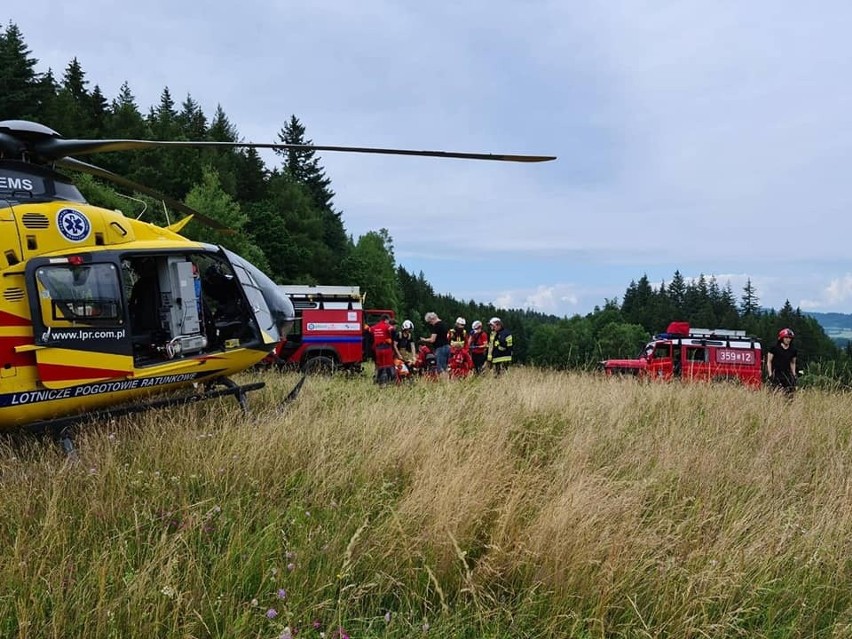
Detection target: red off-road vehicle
<box><xmin>602</xmin><ymin>321</ymin><xmax>762</xmax><ymax>387</ymax></box>
<box><xmin>270</xmin><ymin>285</ymin><xmax>393</xmax><ymax>374</ymax></box>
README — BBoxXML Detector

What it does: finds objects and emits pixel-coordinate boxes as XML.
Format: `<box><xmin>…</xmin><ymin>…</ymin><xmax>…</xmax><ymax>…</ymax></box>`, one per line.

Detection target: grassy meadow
<box><xmin>0</xmin><ymin>368</ymin><xmax>850</xmax><ymax>638</ymax></box>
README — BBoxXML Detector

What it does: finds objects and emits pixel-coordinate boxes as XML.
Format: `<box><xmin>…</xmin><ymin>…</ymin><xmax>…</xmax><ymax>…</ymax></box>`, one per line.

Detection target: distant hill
<box><xmin>807</xmin><ymin>311</ymin><xmax>852</xmax><ymax>345</ymax></box>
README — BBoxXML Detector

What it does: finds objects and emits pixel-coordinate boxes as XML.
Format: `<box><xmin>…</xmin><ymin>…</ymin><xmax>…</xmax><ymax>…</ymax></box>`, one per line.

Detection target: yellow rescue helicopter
<box><xmin>0</xmin><ymin>119</ymin><xmax>554</xmax><ymax>443</ymax></box>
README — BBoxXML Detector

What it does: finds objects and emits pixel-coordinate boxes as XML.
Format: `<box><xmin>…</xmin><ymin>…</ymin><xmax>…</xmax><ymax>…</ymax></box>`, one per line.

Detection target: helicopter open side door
<box><xmin>220</xmin><ymin>248</ymin><xmax>294</xmax><ymax>349</ymax></box>
<box><xmin>25</xmin><ymin>255</ymin><xmax>135</xmax><ymax>389</ymax></box>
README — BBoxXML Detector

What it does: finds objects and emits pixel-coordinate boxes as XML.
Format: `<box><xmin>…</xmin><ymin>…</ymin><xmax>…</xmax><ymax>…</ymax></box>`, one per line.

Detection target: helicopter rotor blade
<box><xmin>54</xmin><ymin>157</ymin><xmax>234</xmax><ymax>233</ymax></box>
<box><xmin>34</xmin><ymin>138</ymin><xmax>556</xmax><ymax>163</ymax></box>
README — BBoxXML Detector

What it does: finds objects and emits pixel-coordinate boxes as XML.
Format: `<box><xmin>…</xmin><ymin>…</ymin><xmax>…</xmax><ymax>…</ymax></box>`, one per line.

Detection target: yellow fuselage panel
<box><xmin>7</xmin><ymin>201</ymin><xmax>196</xmax><ymax>263</ymax></box>
<box><xmin>0</xmin><ymin>348</ymin><xmax>265</xmax><ymax>430</ymax></box>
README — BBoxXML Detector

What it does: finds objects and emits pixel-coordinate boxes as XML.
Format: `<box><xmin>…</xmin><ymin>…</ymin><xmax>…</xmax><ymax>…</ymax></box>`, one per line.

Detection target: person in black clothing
<box><xmin>420</xmin><ymin>312</ymin><xmax>450</xmax><ymax>373</ymax></box>
<box><xmin>394</xmin><ymin>319</ymin><xmax>416</xmax><ymax>364</ymax></box>
<box><xmin>767</xmin><ymin>327</ymin><xmax>798</xmax><ymax>395</ymax></box>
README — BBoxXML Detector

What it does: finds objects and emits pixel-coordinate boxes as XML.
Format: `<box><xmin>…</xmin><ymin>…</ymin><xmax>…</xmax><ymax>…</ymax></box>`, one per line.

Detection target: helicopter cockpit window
<box><xmin>0</xmin><ymin>166</ymin><xmax>85</xmax><ymax>204</ymax></box>
<box><xmin>35</xmin><ymin>263</ymin><xmax>122</xmax><ymax>326</ymax></box>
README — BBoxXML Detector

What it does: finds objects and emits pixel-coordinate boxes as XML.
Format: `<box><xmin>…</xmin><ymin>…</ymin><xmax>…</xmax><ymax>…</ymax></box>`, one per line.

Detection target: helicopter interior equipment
<box><xmin>0</xmin><ymin>119</ymin><xmax>555</xmax><ymax>443</ymax></box>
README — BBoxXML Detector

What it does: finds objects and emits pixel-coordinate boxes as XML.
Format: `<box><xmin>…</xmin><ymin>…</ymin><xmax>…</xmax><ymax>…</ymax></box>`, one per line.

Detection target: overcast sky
<box><xmin>9</xmin><ymin>2</ymin><xmax>852</xmax><ymax>318</ymax></box>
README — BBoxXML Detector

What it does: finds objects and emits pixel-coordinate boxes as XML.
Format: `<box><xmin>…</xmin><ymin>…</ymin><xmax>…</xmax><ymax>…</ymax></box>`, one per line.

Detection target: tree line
<box><xmin>2</xmin><ymin>23</ymin><xmax>849</xmax><ymax>382</ymax></box>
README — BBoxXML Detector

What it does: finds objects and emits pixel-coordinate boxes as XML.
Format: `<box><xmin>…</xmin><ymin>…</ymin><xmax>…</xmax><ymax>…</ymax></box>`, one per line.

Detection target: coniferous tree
<box><xmin>136</xmin><ymin>88</ymin><xmax>186</xmax><ymax>197</ymax></box>
<box><xmin>101</xmin><ymin>81</ymin><xmax>146</xmax><ymax>177</ymax></box>
<box><xmin>52</xmin><ymin>57</ymin><xmax>92</xmax><ymax>136</ymax></box>
<box><xmin>89</xmin><ymin>84</ymin><xmax>109</xmax><ymax>135</ymax></box>
<box><xmin>148</xmin><ymin>87</ymin><xmax>178</xmax><ymax>137</ymax></box>
<box><xmin>108</xmin><ymin>82</ymin><xmax>146</xmax><ymax>137</ymax></box>
<box><xmin>235</xmin><ymin>147</ymin><xmax>268</xmax><ymax>203</ymax></box>
<box><xmin>171</xmin><ymin>94</ymin><xmax>208</xmax><ymax>194</ymax></box>
<box><xmin>717</xmin><ymin>283</ymin><xmax>740</xmax><ymax>327</ymax></box>
<box><xmin>274</xmin><ymin>115</ymin><xmax>349</xmax><ymax>279</ymax></box>
<box><xmin>204</xmin><ymin>105</ymin><xmax>242</xmax><ymax>198</ymax></box>
<box><xmin>741</xmin><ymin>277</ymin><xmax>760</xmax><ymax>316</ymax></box>
<box><xmin>177</xmin><ymin>94</ymin><xmax>207</xmax><ymax>138</ymax></box>
<box><xmin>0</xmin><ymin>23</ymin><xmax>43</xmax><ymax>119</ymax></box>
<box><xmin>276</xmin><ymin>115</ymin><xmax>335</xmax><ymax>210</ymax></box>
<box><xmin>250</xmin><ymin>173</ymin><xmax>335</xmax><ymax>283</ymax></box>
<box><xmin>620</xmin><ymin>274</ymin><xmax>656</xmax><ymax>332</ymax></box>
<box><xmin>667</xmin><ymin>270</ymin><xmax>687</xmax><ymax>317</ymax></box>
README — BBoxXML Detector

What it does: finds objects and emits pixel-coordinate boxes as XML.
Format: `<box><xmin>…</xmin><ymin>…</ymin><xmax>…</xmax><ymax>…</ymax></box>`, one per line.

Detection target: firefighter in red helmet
<box><xmin>767</xmin><ymin>328</ymin><xmax>797</xmax><ymax>395</ymax></box>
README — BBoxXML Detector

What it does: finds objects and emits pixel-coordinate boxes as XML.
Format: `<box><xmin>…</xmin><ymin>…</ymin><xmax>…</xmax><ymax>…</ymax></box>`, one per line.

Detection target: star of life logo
<box><xmin>57</xmin><ymin>208</ymin><xmax>91</xmax><ymax>242</ymax></box>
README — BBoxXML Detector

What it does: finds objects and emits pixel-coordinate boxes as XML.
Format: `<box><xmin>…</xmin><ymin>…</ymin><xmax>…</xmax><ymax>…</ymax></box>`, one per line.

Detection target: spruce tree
<box><xmin>667</xmin><ymin>270</ymin><xmax>687</xmax><ymax>317</ymax></box>
<box><xmin>52</xmin><ymin>57</ymin><xmax>93</xmax><ymax>136</ymax></box>
<box><xmin>0</xmin><ymin>23</ymin><xmax>43</xmax><ymax>119</ymax></box>
<box><xmin>275</xmin><ymin>115</ymin><xmax>335</xmax><ymax>210</ymax></box>
<box><xmin>741</xmin><ymin>278</ymin><xmax>760</xmax><ymax>316</ymax></box>
<box><xmin>89</xmin><ymin>85</ymin><xmax>109</xmax><ymax>135</ymax></box>
<box><xmin>274</xmin><ymin>115</ymin><xmax>349</xmax><ymax>279</ymax></box>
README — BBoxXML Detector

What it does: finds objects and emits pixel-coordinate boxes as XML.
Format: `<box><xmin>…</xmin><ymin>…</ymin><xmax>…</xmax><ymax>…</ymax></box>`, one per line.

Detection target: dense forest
<box><xmin>2</xmin><ymin>23</ymin><xmax>850</xmax><ymax>382</ymax></box>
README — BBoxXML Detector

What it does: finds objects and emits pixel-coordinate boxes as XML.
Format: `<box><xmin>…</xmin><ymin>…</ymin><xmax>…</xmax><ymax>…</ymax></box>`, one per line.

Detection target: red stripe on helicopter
<box><xmin>37</xmin><ymin>363</ymin><xmax>129</xmax><ymax>382</ymax></box>
<box><xmin>0</xmin><ymin>310</ymin><xmax>31</xmax><ymax>327</ymax></box>
<box><xmin>0</xmin><ymin>336</ymin><xmax>37</xmax><ymax>367</ymax></box>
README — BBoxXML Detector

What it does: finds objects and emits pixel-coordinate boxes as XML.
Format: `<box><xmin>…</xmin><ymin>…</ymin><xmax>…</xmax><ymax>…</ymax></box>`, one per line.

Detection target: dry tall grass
<box><xmin>0</xmin><ymin>368</ymin><xmax>850</xmax><ymax>638</ymax></box>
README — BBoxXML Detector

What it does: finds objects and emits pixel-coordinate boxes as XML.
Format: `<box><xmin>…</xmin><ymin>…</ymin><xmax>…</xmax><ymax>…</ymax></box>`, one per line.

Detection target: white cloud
<box><xmin>800</xmin><ymin>274</ymin><xmax>852</xmax><ymax>310</ymax></box>
<box><xmin>494</xmin><ymin>284</ymin><xmax>582</xmax><ymax>315</ymax></box>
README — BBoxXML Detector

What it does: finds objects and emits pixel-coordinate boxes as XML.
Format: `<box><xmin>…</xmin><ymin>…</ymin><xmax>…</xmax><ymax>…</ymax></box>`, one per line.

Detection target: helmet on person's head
<box><xmin>402</xmin><ymin>319</ymin><xmax>414</xmax><ymax>331</ymax></box>
<box><xmin>778</xmin><ymin>328</ymin><xmax>795</xmax><ymax>340</ymax></box>
<box><xmin>472</xmin><ymin>320</ymin><xmax>482</xmax><ymax>330</ymax></box>
<box><xmin>489</xmin><ymin>317</ymin><xmax>501</xmax><ymax>327</ymax></box>
<box><xmin>456</xmin><ymin>317</ymin><xmax>466</xmax><ymax>326</ymax></box>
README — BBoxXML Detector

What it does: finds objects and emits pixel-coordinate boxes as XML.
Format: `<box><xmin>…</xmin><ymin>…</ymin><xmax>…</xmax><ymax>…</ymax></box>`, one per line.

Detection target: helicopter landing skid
<box><xmin>25</xmin><ymin>378</ymin><xmax>266</xmax><ymax>455</ymax></box>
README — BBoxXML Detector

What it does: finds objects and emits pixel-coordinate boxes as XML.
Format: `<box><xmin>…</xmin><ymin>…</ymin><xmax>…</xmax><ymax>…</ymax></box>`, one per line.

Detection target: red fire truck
<box><xmin>601</xmin><ymin>321</ymin><xmax>763</xmax><ymax>387</ymax></box>
<box><xmin>272</xmin><ymin>285</ymin><xmax>394</xmax><ymax>374</ymax></box>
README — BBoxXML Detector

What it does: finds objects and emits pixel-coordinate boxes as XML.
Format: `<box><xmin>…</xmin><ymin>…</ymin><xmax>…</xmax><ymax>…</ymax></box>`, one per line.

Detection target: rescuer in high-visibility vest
<box><xmin>486</xmin><ymin>317</ymin><xmax>513</xmax><ymax>375</ymax></box>
<box><xmin>447</xmin><ymin>317</ymin><xmax>468</xmax><ymax>350</ymax></box>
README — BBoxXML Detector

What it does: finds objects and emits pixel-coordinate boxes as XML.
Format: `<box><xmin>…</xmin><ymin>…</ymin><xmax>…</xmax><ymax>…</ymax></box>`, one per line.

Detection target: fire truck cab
<box><xmin>602</xmin><ymin>321</ymin><xmax>762</xmax><ymax>387</ymax></box>
<box><xmin>273</xmin><ymin>285</ymin><xmax>393</xmax><ymax>374</ymax></box>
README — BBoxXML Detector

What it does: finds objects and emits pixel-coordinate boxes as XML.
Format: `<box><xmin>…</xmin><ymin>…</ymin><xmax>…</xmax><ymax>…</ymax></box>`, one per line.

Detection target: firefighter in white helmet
<box><xmin>394</xmin><ymin>319</ymin><xmax>416</xmax><ymax>364</ymax></box>
<box><xmin>487</xmin><ymin>317</ymin><xmax>513</xmax><ymax>375</ymax></box>
<box><xmin>448</xmin><ymin>317</ymin><xmax>468</xmax><ymax>349</ymax></box>
<box><xmin>467</xmin><ymin>320</ymin><xmax>489</xmax><ymax>374</ymax></box>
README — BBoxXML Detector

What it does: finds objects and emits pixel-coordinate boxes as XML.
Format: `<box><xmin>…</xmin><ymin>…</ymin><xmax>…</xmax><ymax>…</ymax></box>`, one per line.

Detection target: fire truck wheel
<box><xmin>303</xmin><ymin>355</ymin><xmax>336</xmax><ymax>375</ymax></box>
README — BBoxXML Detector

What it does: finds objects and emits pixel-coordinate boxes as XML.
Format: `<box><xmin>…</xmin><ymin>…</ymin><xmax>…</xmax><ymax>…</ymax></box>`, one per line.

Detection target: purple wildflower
<box><xmin>277</xmin><ymin>588</ymin><xmax>287</xmax><ymax>599</ymax></box>
<box><xmin>266</xmin><ymin>608</ymin><xmax>278</xmax><ymax>619</ymax></box>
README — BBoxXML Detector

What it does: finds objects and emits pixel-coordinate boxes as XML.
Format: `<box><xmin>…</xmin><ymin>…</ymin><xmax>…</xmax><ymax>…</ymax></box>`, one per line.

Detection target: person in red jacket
<box><xmin>369</xmin><ymin>314</ymin><xmax>395</xmax><ymax>384</ymax></box>
<box><xmin>466</xmin><ymin>320</ymin><xmax>489</xmax><ymax>374</ymax></box>
<box><xmin>448</xmin><ymin>343</ymin><xmax>474</xmax><ymax>378</ymax></box>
